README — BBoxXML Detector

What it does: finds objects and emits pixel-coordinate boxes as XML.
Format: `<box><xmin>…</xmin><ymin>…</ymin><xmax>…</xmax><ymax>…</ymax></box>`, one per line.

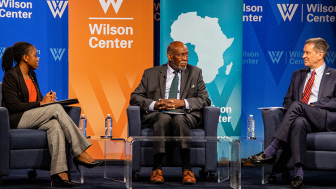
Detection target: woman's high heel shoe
<box><xmin>73</xmin><ymin>158</ymin><xmax>103</xmax><ymax>169</ymax></box>
<box><xmin>50</xmin><ymin>174</ymin><xmax>74</xmax><ymax>187</ymax></box>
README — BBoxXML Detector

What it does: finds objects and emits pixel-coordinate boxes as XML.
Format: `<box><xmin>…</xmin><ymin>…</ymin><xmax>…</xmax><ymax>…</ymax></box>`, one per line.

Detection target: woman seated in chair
<box><xmin>1</xmin><ymin>41</ymin><xmax>102</xmax><ymax>187</ymax></box>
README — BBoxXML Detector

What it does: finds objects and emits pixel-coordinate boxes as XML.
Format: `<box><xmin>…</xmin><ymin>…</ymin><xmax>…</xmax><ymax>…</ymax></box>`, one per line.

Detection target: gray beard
<box><xmin>171</xmin><ymin>62</ymin><xmax>187</xmax><ymax>71</ymax></box>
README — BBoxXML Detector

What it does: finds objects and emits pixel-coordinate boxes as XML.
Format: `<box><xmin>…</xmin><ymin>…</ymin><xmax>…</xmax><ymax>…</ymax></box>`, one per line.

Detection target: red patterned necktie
<box><xmin>301</xmin><ymin>70</ymin><xmax>316</xmax><ymax>104</ymax></box>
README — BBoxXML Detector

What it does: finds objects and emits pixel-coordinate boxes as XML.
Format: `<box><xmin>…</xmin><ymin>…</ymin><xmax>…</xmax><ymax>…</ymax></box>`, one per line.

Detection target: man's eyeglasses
<box><xmin>174</xmin><ymin>53</ymin><xmax>189</xmax><ymax>59</ymax></box>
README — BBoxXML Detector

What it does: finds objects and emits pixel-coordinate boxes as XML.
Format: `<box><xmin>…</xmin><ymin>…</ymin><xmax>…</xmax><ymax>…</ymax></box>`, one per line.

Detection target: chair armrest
<box><xmin>127</xmin><ymin>106</ymin><xmax>141</xmax><ymax>137</ymax></box>
<box><xmin>203</xmin><ymin>106</ymin><xmax>220</xmax><ymax>137</ymax></box>
<box><xmin>0</xmin><ymin>107</ymin><xmax>10</xmax><ymax>176</ymax></box>
<box><xmin>63</xmin><ymin>106</ymin><xmax>81</xmax><ymax>126</ymax></box>
<box><xmin>127</xmin><ymin>105</ymin><xmax>142</xmax><ymax>172</ymax></box>
<box><xmin>261</xmin><ymin>108</ymin><xmax>285</xmax><ymax>148</ymax></box>
<box><xmin>203</xmin><ymin>106</ymin><xmax>220</xmax><ymax>172</ymax></box>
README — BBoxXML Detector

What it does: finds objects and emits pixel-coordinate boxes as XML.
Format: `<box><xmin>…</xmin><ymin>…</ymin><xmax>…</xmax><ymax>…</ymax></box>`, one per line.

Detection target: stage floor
<box><xmin>1</xmin><ymin>165</ymin><xmax>336</xmax><ymax>188</ymax></box>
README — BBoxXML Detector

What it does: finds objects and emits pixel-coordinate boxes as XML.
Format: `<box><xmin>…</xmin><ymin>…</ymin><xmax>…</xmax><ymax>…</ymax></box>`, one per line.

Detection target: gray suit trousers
<box><xmin>143</xmin><ymin>112</ymin><xmax>198</xmax><ymax>154</ymax></box>
<box><xmin>273</xmin><ymin>101</ymin><xmax>327</xmax><ymax>165</ymax></box>
<box><xmin>17</xmin><ymin>104</ymin><xmax>92</xmax><ymax>175</ymax></box>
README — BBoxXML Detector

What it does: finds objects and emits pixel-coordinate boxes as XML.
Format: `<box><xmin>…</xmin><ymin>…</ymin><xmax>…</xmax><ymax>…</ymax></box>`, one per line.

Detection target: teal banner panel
<box><xmin>160</xmin><ymin>0</ymin><xmax>243</xmax><ymax>137</ymax></box>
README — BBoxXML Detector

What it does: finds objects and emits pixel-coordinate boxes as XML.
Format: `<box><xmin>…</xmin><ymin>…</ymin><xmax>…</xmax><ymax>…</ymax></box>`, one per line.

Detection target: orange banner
<box><xmin>69</xmin><ymin>0</ymin><xmax>153</xmax><ymax>159</ymax></box>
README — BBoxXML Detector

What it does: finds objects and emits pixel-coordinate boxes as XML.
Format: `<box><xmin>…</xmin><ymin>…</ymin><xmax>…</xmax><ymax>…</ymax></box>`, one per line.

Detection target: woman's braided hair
<box><xmin>1</xmin><ymin>42</ymin><xmax>32</xmax><ymax>72</ymax></box>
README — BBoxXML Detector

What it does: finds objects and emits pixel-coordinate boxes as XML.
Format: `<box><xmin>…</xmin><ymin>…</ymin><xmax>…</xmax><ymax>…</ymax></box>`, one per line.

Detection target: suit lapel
<box><xmin>318</xmin><ymin>65</ymin><xmax>331</xmax><ymax>99</ymax></box>
<box><xmin>159</xmin><ymin>64</ymin><xmax>167</xmax><ymax>99</ymax></box>
<box><xmin>298</xmin><ymin>68</ymin><xmax>309</xmax><ymax>101</ymax></box>
<box><xmin>180</xmin><ymin>66</ymin><xmax>189</xmax><ymax>98</ymax></box>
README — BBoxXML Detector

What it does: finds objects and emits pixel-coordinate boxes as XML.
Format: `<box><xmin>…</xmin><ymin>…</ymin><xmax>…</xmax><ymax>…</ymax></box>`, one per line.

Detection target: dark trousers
<box><xmin>273</xmin><ymin>101</ymin><xmax>327</xmax><ymax>165</ymax></box>
<box><xmin>143</xmin><ymin>112</ymin><xmax>198</xmax><ymax>154</ymax></box>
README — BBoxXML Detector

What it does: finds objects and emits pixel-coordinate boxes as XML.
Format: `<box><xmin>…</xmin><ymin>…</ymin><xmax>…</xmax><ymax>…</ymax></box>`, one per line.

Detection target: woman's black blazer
<box><xmin>2</xmin><ymin>65</ymin><xmax>43</xmax><ymax>129</ymax></box>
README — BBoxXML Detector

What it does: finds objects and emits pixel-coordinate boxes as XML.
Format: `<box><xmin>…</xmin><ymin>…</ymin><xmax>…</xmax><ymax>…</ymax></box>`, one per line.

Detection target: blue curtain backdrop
<box><xmin>242</xmin><ymin>0</ymin><xmax>336</xmax><ymax>139</ymax></box>
<box><xmin>0</xmin><ymin>0</ymin><xmax>68</xmax><ymax>100</ymax></box>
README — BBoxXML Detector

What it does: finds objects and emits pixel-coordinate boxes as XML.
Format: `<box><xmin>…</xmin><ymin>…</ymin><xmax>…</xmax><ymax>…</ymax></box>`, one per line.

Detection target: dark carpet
<box><xmin>1</xmin><ymin>165</ymin><xmax>336</xmax><ymax>188</ymax></box>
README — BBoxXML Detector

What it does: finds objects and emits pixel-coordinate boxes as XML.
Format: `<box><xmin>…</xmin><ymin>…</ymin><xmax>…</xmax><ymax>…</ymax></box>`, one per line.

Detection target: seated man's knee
<box><xmin>288</xmin><ymin>101</ymin><xmax>304</xmax><ymax>111</ymax></box>
<box><xmin>157</xmin><ymin>113</ymin><xmax>172</xmax><ymax>123</ymax></box>
<box><xmin>172</xmin><ymin>115</ymin><xmax>189</xmax><ymax>129</ymax></box>
<box><xmin>291</xmin><ymin>117</ymin><xmax>309</xmax><ymax>131</ymax></box>
<box><xmin>153</xmin><ymin>113</ymin><xmax>172</xmax><ymax>131</ymax></box>
<box><xmin>172</xmin><ymin>115</ymin><xmax>187</xmax><ymax>124</ymax></box>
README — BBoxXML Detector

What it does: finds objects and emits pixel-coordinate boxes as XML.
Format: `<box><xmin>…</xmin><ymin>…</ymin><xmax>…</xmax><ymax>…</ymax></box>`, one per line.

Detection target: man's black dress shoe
<box><xmin>290</xmin><ymin>176</ymin><xmax>304</xmax><ymax>188</ymax></box>
<box><xmin>248</xmin><ymin>152</ymin><xmax>276</xmax><ymax>166</ymax></box>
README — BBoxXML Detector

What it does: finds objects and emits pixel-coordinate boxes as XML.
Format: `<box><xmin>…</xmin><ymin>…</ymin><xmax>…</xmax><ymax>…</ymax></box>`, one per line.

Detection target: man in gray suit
<box><xmin>130</xmin><ymin>41</ymin><xmax>211</xmax><ymax>184</ymax></box>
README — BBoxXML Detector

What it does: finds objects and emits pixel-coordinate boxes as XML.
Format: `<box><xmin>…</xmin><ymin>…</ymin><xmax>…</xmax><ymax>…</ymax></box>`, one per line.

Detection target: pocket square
<box><xmin>191</xmin><ymin>84</ymin><xmax>195</xmax><ymax>88</ymax></box>
<box><xmin>326</xmin><ymin>73</ymin><xmax>330</xmax><ymax>75</ymax></box>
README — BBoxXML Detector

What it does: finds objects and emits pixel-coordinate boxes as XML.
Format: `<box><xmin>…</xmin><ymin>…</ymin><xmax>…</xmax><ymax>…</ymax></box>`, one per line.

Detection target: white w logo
<box><xmin>0</xmin><ymin>47</ymin><xmax>6</xmax><ymax>59</ymax></box>
<box><xmin>50</xmin><ymin>48</ymin><xmax>66</xmax><ymax>61</ymax></box>
<box><xmin>325</xmin><ymin>52</ymin><xmax>336</xmax><ymax>64</ymax></box>
<box><xmin>277</xmin><ymin>4</ymin><xmax>299</xmax><ymax>21</ymax></box>
<box><xmin>268</xmin><ymin>51</ymin><xmax>284</xmax><ymax>64</ymax></box>
<box><xmin>99</xmin><ymin>0</ymin><xmax>123</xmax><ymax>14</ymax></box>
<box><xmin>47</xmin><ymin>0</ymin><xmax>68</xmax><ymax>18</ymax></box>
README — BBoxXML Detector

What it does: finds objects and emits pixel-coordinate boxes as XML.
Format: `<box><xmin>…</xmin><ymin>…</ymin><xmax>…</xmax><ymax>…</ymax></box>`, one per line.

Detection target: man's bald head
<box><xmin>167</xmin><ymin>41</ymin><xmax>186</xmax><ymax>54</ymax></box>
<box><xmin>167</xmin><ymin>41</ymin><xmax>189</xmax><ymax>71</ymax></box>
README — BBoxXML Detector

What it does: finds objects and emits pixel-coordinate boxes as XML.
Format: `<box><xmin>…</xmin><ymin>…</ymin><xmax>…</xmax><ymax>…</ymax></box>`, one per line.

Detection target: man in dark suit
<box><xmin>130</xmin><ymin>41</ymin><xmax>211</xmax><ymax>184</ymax></box>
<box><xmin>248</xmin><ymin>38</ymin><xmax>336</xmax><ymax>188</ymax></box>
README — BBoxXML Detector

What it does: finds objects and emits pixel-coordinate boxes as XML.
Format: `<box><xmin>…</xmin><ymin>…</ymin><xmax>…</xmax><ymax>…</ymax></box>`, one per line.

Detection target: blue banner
<box><xmin>242</xmin><ymin>0</ymin><xmax>336</xmax><ymax>139</ymax></box>
<box><xmin>0</xmin><ymin>0</ymin><xmax>68</xmax><ymax>100</ymax></box>
<box><xmin>160</xmin><ymin>0</ymin><xmax>244</xmax><ymax>137</ymax></box>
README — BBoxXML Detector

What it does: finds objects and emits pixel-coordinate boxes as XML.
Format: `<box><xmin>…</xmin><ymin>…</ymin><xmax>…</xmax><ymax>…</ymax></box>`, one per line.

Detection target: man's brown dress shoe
<box><xmin>182</xmin><ymin>170</ymin><xmax>196</xmax><ymax>184</ymax></box>
<box><xmin>150</xmin><ymin>169</ymin><xmax>164</xmax><ymax>184</ymax></box>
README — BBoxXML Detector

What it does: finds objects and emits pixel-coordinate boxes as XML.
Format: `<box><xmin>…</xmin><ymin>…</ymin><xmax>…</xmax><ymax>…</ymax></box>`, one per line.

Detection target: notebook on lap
<box><xmin>41</xmin><ymin>98</ymin><xmax>79</xmax><ymax>107</ymax></box>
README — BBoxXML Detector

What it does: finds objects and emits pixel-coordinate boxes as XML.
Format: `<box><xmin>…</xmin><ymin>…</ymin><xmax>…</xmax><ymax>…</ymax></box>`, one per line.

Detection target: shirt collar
<box><xmin>167</xmin><ymin>63</ymin><xmax>180</xmax><ymax>75</ymax></box>
<box><xmin>311</xmin><ymin>63</ymin><xmax>325</xmax><ymax>76</ymax></box>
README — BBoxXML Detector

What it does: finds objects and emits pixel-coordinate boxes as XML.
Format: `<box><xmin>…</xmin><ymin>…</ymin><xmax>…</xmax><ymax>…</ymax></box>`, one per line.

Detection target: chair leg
<box><xmin>268</xmin><ymin>175</ymin><xmax>277</xmax><ymax>184</ymax></box>
<box><xmin>208</xmin><ymin>172</ymin><xmax>217</xmax><ymax>182</ymax></box>
<box><xmin>28</xmin><ymin>169</ymin><xmax>37</xmax><ymax>179</ymax></box>
<box><xmin>0</xmin><ymin>177</ymin><xmax>2</xmax><ymax>185</ymax></box>
<box><xmin>281</xmin><ymin>171</ymin><xmax>291</xmax><ymax>180</ymax></box>
<box><xmin>132</xmin><ymin>172</ymin><xmax>140</xmax><ymax>182</ymax></box>
<box><xmin>199</xmin><ymin>168</ymin><xmax>208</xmax><ymax>178</ymax></box>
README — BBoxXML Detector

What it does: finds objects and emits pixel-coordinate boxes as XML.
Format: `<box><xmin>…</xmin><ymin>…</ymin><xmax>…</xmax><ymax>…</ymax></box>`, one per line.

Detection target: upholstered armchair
<box><xmin>0</xmin><ymin>82</ymin><xmax>79</xmax><ymax>185</ymax></box>
<box><xmin>127</xmin><ymin>105</ymin><xmax>220</xmax><ymax>179</ymax></box>
<box><xmin>262</xmin><ymin>108</ymin><xmax>336</xmax><ymax>183</ymax></box>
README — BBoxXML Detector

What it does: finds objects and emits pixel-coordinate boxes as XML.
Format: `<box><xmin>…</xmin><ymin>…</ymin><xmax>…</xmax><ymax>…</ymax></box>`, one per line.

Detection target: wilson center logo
<box><xmin>277</xmin><ymin>4</ymin><xmax>299</xmax><ymax>21</ymax></box>
<box><xmin>50</xmin><ymin>48</ymin><xmax>66</xmax><ymax>61</ymax></box>
<box><xmin>0</xmin><ymin>47</ymin><xmax>6</xmax><ymax>59</ymax></box>
<box><xmin>325</xmin><ymin>52</ymin><xmax>336</xmax><ymax>64</ymax></box>
<box><xmin>47</xmin><ymin>0</ymin><xmax>68</xmax><ymax>18</ymax></box>
<box><xmin>99</xmin><ymin>0</ymin><xmax>123</xmax><ymax>14</ymax></box>
<box><xmin>268</xmin><ymin>51</ymin><xmax>284</xmax><ymax>64</ymax></box>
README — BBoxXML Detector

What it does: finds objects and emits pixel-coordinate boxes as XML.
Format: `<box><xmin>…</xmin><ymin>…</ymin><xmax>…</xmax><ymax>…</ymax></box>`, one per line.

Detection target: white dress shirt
<box><xmin>304</xmin><ymin>63</ymin><xmax>325</xmax><ymax>104</ymax></box>
<box><xmin>149</xmin><ymin>64</ymin><xmax>190</xmax><ymax>111</ymax></box>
